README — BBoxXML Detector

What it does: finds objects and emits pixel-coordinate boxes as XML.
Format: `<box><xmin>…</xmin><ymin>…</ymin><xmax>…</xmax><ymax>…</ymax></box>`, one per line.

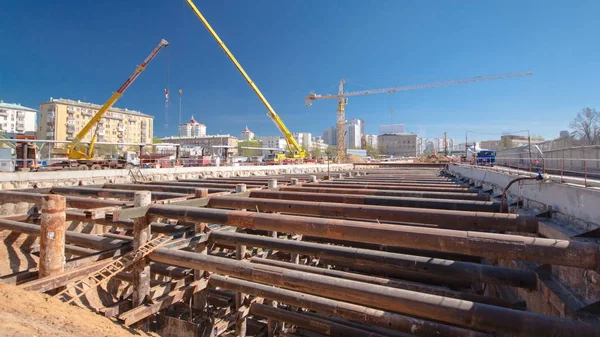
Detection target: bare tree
<box><xmin>570</xmin><ymin>108</ymin><xmax>599</xmax><ymax>145</ymax></box>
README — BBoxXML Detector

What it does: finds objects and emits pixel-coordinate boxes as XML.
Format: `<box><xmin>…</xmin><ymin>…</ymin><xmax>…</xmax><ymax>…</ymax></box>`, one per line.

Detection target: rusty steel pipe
<box><xmin>250</xmin><ymin>303</ymin><xmax>387</xmax><ymax>337</ymax></box>
<box><xmin>0</xmin><ymin>219</ymin><xmax>128</xmax><ymax>251</ymax></box>
<box><xmin>209</xmin><ymin>231</ymin><xmax>536</xmax><ymax>288</ymax></box>
<box><xmin>147</xmin><ymin>205</ymin><xmax>600</xmax><ymax>270</ymax></box>
<box><xmin>149</xmin><ymin>181</ymin><xmax>262</xmax><ymax>189</ymax></box>
<box><xmin>317</xmin><ymin>180</ymin><xmax>471</xmax><ymax>188</ymax></box>
<box><xmin>103</xmin><ymin>183</ymin><xmax>224</xmax><ymax>195</ymax></box>
<box><xmin>249</xmin><ymin>190</ymin><xmax>500</xmax><ymax>212</ymax></box>
<box><xmin>303</xmin><ymin>182</ymin><xmax>475</xmax><ymax>193</ymax></box>
<box><xmin>39</xmin><ymin>195</ymin><xmax>67</xmax><ymax>277</ymax></box>
<box><xmin>280</xmin><ymin>186</ymin><xmax>489</xmax><ymax>201</ymax></box>
<box><xmin>0</xmin><ymin>191</ymin><xmax>128</xmax><ymax>209</ymax></box>
<box><xmin>51</xmin><ymin>186</ymin><xmax>186</xmax><ymax>200</ymax></box>
<box><xmin>208</xmin><ymin>196</ymin><xmax>534</xmax><ymax>232</ymax></box>
<box><xmin>149</xmin><ymin>249</ymin><xmax>600</xmax><ymax>336</ymax></box>
<box><xmin>249</xmin><ymin>258</ymin><xmax>511</xmax><ymax>307</ymax></box>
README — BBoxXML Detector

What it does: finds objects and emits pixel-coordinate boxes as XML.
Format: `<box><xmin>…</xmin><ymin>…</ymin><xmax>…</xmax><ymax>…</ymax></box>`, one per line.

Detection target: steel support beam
<box><xmin>146</xmin><ymin>205</ymin><xmax>600</xmax><ymax>270</ymax></box>
<box><xmin>149</xmin><ymin>249</ymin><xmax>600</xmax><ymax>336</ymax></box>
<box><xmin>207</xmin><ymin>196</ymin><xmax>536</xmax><ymax>232</ymax></box>
<box><xmin>303</xmin><ymin>182</ymin><xmax>475</xmax><ymax>193</ymax></box>
<box><xmin>51</xmin><ymin>186</ymin><xmax>187</xmax><ymax>200</ymax></box>
<box><xmin>280</xmin><ymin>186</ymin><xmax>490</xmax><ymax>201</ymax></box>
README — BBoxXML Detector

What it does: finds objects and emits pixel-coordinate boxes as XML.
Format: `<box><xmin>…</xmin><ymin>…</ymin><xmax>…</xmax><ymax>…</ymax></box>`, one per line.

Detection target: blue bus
<box><xmin>476</xmin><ymin>150</ymin><xmax>496</xmax><ymax>166</ymax></box>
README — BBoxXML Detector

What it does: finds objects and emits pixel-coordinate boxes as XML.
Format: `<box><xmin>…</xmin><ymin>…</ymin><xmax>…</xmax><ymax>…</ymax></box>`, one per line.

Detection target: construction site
<box><xmin>1</xmin><ymin>1</ymin><xmax>600</xmax><ymax>337</ymax></box>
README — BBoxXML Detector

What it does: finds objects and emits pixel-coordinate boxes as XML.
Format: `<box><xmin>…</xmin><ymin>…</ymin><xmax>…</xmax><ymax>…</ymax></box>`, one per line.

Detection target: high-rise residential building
<box><xmin>38</xmin><ymin>98</ymin><xmax>153</xmax><ymax>152</ymax></box>
<box><xmin>259</xmin><ymin>136</ymin><xmax>286</xmax><ymax>151</ymax></box>
<box><xmin>365</xmin><ymin>134</ymin><xmax>378</xmax><ymax>148</ymax></box>
<box><xmin>322</xmin><ymin>126</ymin><xmax>336</xmax><ymax>146</ymax></box>
<box><xmin>293</xmin><ymin>132</ymin><xmax>312</xmax><ymax>150</ymax></box>
<box><xmin>0</xmin><ymin>101</ymin><xmax>37</xmax><ymax>135</ymax></box>
<box><xmin>239</xmin><ymin>126</ymin><xmax>255</xmax><ymax>141</ymax></box>
<box><xmin>378</xmin><ymin>133</ymin><xmax>418</xmax><ymax>157</ymax></box>
<box><xmin>346</xmin><ymin>119</ymin><xmax>362</xmax><ymax>149</ymax></box>
<box><xmin>178</xmin><ymin>116</ymin><xmax>206</xmax><ymax>137</ymax></box>
<box><xmin>379</xmin><ymin>124</ymin><xmax>405</xmax><ymax>135</ymax></box>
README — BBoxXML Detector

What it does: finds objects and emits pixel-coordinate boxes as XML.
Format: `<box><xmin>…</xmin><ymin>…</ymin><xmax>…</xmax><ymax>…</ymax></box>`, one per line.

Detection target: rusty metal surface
<box><xmin>302</xmin><ymin>182</ymin><xmax>476</xmax><ymax>193</ymax></box>
<box><xmin>207</xmin><ymin>196</ymin><xmax>535</xmax><ymax>232</ymax></box>
<box><xmin>209</xmin><ymin>231</ymin><xmax>536</xmax><ymax>288</ymax></box>
<box><xmin>51</xmin><ymin>186</ymin><xmax>187</xmax><ymax>200</ymax></box>
<box><xmin>39</xmin><ymin>194</ymin><xmax>67</xmax><ymax>277</ymax></box>
<box><xmin>280</xmin><ymin>186</ymin><xmax>490</xmax><ymax>201</ymax></box>
<box><xmin>149</xmin><ymin>249</ymin><xmax>600</xmax><ymax>336</ymax></box>
<box><xmin>248</xmin><ymin>190</ymin><xmax>501</xmax><ymax>212</ymax></box>
<box><xmin>146</xmin><ymin>205</ymin><xmax>600</xmax><ymax>270</ymax></box>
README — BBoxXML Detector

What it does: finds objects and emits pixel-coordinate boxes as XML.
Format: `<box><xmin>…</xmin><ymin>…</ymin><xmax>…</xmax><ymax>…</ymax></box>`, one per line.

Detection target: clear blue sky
<box><xmin>2</xmin><ymin>0</ymin><xmax>599</xmax><ymax>142</ymax></box>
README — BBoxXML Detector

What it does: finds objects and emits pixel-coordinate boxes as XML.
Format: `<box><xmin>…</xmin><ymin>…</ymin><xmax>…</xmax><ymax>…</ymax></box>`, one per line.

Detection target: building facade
<box><xmin>480</xmin><ymin>140</ymin><xmax>500</xmax><ymax>150</ymax></box>
<box><xmin>378</xmin><ymin>133</ymin><xmax>418</xmax><ymax>157</ymax></box>
<box><xmin>322</xmin><ymin>126</ymin><xmax>337</xmax><ymax>146</ymax></box>
<box><xmin>293</xmin><ymin>132</ymin><xmax>312</xmax><ymax>150</ymax></box>
<box><xmin>259</xmin><ymin>136</ymin><xmax>286</xmax><ymax>150</ymax></box>
<box><xmin>38</xmin><ymin>98</ymin><xmax>153</xmax><ymax>151</ymax></box>
<box><xmin>239</xmin><ymin>126</ymin><xmax>255</xmax><ymax>141</ymax></box>
<box><xmin>0</xmin><ymin>101</ymin><xmax>37</xmax><ymax>134</ymax></box>
<box><xmin>178</xmin><ymin>116</ymin><xmax>206</xmax><ymax>137</ymax></box>
<box><xmin>346</xmin><ymin>119</ymin><xmax>362</xmax><ymax>149</ymax></box>
<box><xmin>379</xmin><ymin>124</ymin><xmax>405</xmax><ymax>135</ymax></box>
<box><xmin>160</xmin><ymin>134</ymin><xmax>238</xmax><ymax>157</ymax></box>
<box><xmin>365</xmin><ymin>134</ymin><xmax>378</xmax><ymax>148</ymax></box>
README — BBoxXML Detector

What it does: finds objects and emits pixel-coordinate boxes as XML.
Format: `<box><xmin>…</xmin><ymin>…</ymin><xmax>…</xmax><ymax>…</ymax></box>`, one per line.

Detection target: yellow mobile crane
<box><xmin>306</xmin><ymin>71</ymin><xmax>533</xmax><ymax>161</ymax></box>
<box><xmin>64</xmin><ymin>39</ymin><xmax>169</xmax><ymax>167</ymax></box>
<box><xmin>185</xmin><ymin>0</ymin><xmax>308</xmax><ymax>163</ymax></box>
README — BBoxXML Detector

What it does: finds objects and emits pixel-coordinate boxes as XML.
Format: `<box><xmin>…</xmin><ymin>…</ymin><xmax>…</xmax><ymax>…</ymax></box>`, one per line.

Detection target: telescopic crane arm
<box><xmin>185</xmin><ymin>0</ymin><xmax>307</xmax><ymax>158</ymax></box>
<box><xmin>67</xmin><ymin>39</ymin><xmax>169</xmax><ymax>160</ymax></box>
<box><xmin>305</xmin><ymin>71</ymin><xmax>533</xmax><ymax>161</ymax></box>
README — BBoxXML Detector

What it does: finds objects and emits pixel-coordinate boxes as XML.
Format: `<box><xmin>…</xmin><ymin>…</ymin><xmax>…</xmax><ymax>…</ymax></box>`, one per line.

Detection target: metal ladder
<box><xmin>54</xmin><ymin>235</ymin><xmax>172</xmax><ymax>304</ymax></box>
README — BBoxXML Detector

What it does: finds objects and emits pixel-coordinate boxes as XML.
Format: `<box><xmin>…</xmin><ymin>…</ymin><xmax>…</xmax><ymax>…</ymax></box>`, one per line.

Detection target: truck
<box><xmin>476</xmin><ymin>150</ymin><xmax>496</xmax><ymax>166</ymax></box>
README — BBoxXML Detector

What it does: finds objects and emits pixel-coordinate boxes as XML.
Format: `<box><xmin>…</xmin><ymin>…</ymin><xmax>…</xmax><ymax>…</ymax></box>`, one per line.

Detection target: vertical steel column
<box><xmin>235</xmin><ymin>183</ymin><xmax>248</xmax><ymax>337</ymax></box>
<box><xmin>133</xmin><ymin>191</ymin><xmax>151</xmax><ymax>308</ymax></box>
<box><xmin>290</xmin><ymin>178</ymin><xmax>299</xmax><ymax>185</ymax></box>
<box><xmin>194</xmin><ymin>188</ymin><xmax>209</xmax><ymax>311</ymax></box>
<box><xmin>39</xmin><ymin>194</ymin><xmax>67</xmax><ymax>278</ymax></box>
<box><xmin>268</xmin><ymin>179</ymin><xmax>277</xmax><ymax>189</ymax></box>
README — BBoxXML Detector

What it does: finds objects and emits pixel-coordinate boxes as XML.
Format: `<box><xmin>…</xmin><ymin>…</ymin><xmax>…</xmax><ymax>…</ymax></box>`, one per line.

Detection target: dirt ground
<box><xmin>0</xmin><ymin>283</ymin><xmax>155</xmax><ymax>337</ymax></box>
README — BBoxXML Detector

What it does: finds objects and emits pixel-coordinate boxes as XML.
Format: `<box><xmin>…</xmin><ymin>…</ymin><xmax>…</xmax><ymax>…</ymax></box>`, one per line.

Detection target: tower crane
<box><xmin>305</xmin><ymin>71</ymin><xmax>533</xmax><ymax>161</ymax></box>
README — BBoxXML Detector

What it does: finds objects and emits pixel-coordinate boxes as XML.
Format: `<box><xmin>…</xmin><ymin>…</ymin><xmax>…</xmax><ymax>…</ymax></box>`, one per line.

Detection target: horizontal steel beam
<box><xmin>207</xmin><ymin>196</ymin><xmax>534</xmax><ymax>232</ymax></box>
<box><xmin>209</xmin><ymin>231</ymin><xmax>536</xmax><ymax>288</ymax></box>
<box><xmin>149</xmin><ymin>249</ymin><xmax>600</xmax><ymax>336</ymax></box>
<box><xmin>147</xmin><ymin>181</ymin><xmax>262</xmax><ymax>189</ymax></box>
<box><xmin>0</xmin><ymin>191</ymin><xmax>129</xmax><ymax>209</ymax></box>
<box><xmin>280</xmin><ymin>186</ymin><xmax>489</xmax><ymax>201</ymax></box>
<box><xmin>303</xmin><ymin>182</ymin><xmax>475</xmax><ymax>193</ymax></box>
<box><xmin>311</xmin><ymin>180</ymin><xmax>470</xmax><ymax>188</ymax></box>
<box><xmin>51</xmin><ymin>186</ymin><xmax>187</xmax><ymax>200</ymax></box>
<box><xmin>103</xmin><ymin>183</ymin><xmax>213</xmax><ymax>194</ymax></box>
<box><xmin>249</xmin><ymin>190</ymin><xmax>500</xmax><ymax>212</ymax></box>
<box><xmin>146</xmin><ymin>205</ymin><xmax>600</xmax><ymax>270</ymax></box>
<box><xmin>249</xmin><ymin>258</ymin><xmax>512</xmax><ymax>307</ymax></box>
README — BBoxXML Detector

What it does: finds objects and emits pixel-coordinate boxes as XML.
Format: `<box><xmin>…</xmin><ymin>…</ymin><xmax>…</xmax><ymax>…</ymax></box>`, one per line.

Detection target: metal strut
<box><xmin>54</xmin><ymin>235</ymin><xmax>172</xmax><ymax>304</ymax></box>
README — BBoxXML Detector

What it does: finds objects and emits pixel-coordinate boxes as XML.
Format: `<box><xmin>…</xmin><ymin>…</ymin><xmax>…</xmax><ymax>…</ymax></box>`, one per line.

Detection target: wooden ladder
<box><xmin>54</xmin><ymin>235</ymin><xmax>172</xmax><ymax>304</ymax></box>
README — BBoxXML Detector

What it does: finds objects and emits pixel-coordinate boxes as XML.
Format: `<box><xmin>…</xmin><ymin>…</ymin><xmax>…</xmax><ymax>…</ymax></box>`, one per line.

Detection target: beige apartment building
<box><xmin>38</xmin><ymin>98</ymin><xmax>153</xmax><ymax>151</ymax></box>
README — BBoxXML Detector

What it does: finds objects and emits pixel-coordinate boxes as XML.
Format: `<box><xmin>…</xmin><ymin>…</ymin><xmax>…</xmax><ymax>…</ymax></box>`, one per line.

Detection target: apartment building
<box><xmin>293</xmin><ymin>132</ymin><xmax>312</xmax><ymax>150</ymax></box>
<box><xmin>378</xmin><ymin>133</ymin><xmax>418</xmax><ymax>157</ymax></box>
<box><xmin>0</xmin><ymin>101</ymin><xmax>37</xmax><ymax>134</ymax></box>
<box><xmin>38</xmin><ymin>98</ymin><xmax>153</xmax><ymax>150</ymax></box>
<box><xmin>178</xmin><ymin>116</ymin><xmax>206</xmax><ymax>137</ymax></box>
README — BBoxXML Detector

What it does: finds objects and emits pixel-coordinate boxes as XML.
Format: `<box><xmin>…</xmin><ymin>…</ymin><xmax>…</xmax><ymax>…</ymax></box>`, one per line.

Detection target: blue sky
<box><xmin>1</xmin><ymin>0</ymin><xmax>599</xmax><ymax>142</ymax></box>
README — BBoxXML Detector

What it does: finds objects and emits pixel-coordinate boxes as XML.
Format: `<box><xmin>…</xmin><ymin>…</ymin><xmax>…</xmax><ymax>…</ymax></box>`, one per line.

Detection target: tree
<box><xmin>325</xmin><ymin>145</ymin><xmax>337</xmax><ymax>159</ymax></box>
<box><xmin>152</xmin><ymin>137</ymin><xmax>163</xmax><ymax>144</ymax></box>
<box><xmin>530</xmin><ymin>135</ymin><xmax>545</xmax><ymax>141</ymax></box>
<box><xmin>310</xmin><ymin>144</ymin><xmax>322</xmax><ymax>158</ymax></box>
<box><xmin>366</xmin><ymin>144</ymin><xmax>380</xmax><ymax>157</ymax></box>
<box><xmin>570</xmin><ymin>107</ymin><xmax>600</xmax><ymax>145</ymax></box>
<box><xmin>238</xmin><ymin>140</ymin><xmax>262</xmax><ymax>156</ymax></box>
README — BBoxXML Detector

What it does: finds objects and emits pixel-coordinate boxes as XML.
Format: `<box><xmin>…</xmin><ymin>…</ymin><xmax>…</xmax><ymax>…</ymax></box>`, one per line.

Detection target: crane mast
<box><xmin>185</xmin><ymin>0</ymin><xmax>307</xmax><ymax>159</ymax></box>
<box><xmin>306</xmin><ymin>71</ymin><xmax>532</xmax><ymax>162</ymax></box>
<box><xmin>68</xmin><ymin>39</ymin><xmax>169</xmax><ymax>160</ymax></box>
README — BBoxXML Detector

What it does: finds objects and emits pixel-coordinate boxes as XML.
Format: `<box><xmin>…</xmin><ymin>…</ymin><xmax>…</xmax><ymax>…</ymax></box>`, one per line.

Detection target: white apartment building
<box><xmin>0</xmin><ymin>101</ymin><xmax>37</xmax><ymax>134</ymax></box>
<box><xmin>365</xmin><ymin>134</ymin><xmax>378</xmax><ymax>148</ymax></box>
<box><xmin>259</xmin><ymin>135</ymin><xmax>286</xmax><ymax>150</ymax></box>
<box><xmin>178</xmin><ymin>116</ymin><xmax>206</xmax><ymax>137</ymax></box>
<box><xmin>293</xmin><ymin>132</ymin><xmax>312</xmax><ymax>150</ymax></box>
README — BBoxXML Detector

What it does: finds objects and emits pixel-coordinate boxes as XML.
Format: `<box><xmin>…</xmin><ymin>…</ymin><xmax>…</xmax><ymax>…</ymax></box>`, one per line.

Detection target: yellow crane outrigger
<box><xmin>67</xmin><ymin>39</ymin><xmax>169</xmax><ymax>160</ymax></box>
<box><xmin>185</xmin><ymin>0</ymin><xmax>308</xmax><ymax>162</ymax></box>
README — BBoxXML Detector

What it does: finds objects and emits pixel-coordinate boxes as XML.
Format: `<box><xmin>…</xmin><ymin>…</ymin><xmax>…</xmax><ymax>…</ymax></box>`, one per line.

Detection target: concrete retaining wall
<box><xmin>0</xmin><ymin>164</ymin><xmax>355</xmax><ymax>190</ymax></box>
<box><xmin>448</xmin><ymin>164</ymin><xmax>600</xmax><ymax>229</ymax></box>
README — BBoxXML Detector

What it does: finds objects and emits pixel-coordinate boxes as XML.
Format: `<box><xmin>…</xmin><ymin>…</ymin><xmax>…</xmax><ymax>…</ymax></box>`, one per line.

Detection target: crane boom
<box><xmin>185</xmin><ymin>0</ymin><xmax>306</xmax><ymax>158</ymax></box>
<box><xmin>68</xmin><ymin>39</ymin><xmax>169</xmax><ymax>160</ymax></box>
<box><xmin>305</xmin><ymin>71</ymin><xmax>532</xmax><ymax>162</ymax></box>
<box><xmin>306</xmin><ymin>71</ymin><xmax>532</xmax><ymax>103</ymax></box>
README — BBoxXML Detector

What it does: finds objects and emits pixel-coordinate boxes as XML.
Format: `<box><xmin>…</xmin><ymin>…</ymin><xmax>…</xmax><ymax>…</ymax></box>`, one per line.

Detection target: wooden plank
<box><xmin>20</xmin><ymin>258</ymin><xmax>115</xmax><ymax>292</ymax></box>
<box><xmin>119</xmin><ymin>278</ymin><xmax>209</xmax><ymax>326</ymax></box>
